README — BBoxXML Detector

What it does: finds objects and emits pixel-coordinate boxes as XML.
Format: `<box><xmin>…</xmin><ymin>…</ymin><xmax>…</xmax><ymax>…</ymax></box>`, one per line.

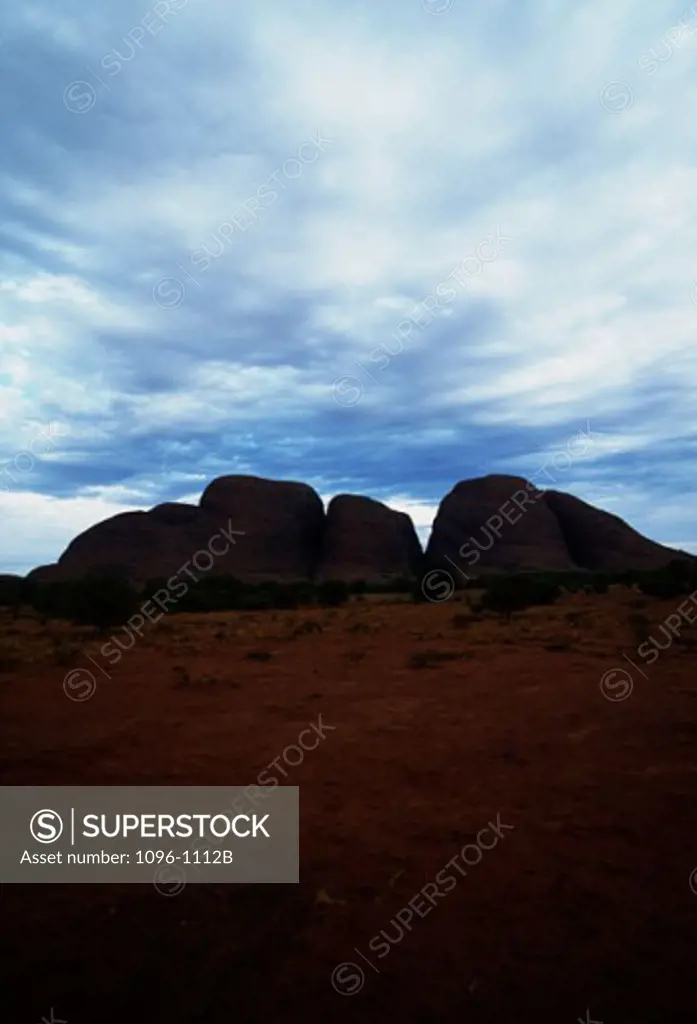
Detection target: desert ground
<box><xmin>1</xmin><ymin>588</ymin><xmax>696</xmax><ymax>1023</ymax></box>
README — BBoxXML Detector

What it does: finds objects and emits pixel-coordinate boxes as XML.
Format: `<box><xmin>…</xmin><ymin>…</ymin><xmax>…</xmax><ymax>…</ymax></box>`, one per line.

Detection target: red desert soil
<box><xmin>1</xmin><ymin>590</ymin><xmax>696</xmax><ymax>1023</ymax></box>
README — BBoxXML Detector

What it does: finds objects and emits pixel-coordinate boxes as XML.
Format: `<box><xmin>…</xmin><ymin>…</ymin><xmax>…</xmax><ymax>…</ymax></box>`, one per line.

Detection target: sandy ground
<box><xmin>1</xmin><ymin>589</ymin><xmax>696</xmax><ymax>1023</ymax></box>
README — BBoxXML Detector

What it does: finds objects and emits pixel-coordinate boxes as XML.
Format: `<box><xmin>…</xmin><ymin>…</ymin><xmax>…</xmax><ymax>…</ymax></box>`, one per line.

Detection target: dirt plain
<box><xmin>1</xmin><ymin>588</ymin><xmax>696</xmax><ymax>1024</ymax></box>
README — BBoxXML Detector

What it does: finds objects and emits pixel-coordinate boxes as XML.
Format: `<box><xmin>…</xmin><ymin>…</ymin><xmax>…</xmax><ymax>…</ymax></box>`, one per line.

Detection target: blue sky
<box><xmin>1</xmin><ymin>0</ymin><xmax>697</xmax><ymax>574</ymax></box>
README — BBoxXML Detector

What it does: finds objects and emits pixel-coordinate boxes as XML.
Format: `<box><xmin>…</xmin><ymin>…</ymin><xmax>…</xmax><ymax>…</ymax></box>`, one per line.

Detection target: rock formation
<box><xmin>25</xmin><ymin>471</ymin><xmax>692</xmax><ymax>585</ymax></box>
<box><xmin>318</xmin><ymin>494</ymin><xmax>422</xmax><ymax>582</ymax></box>
<box><xmin>28</xmin><ymin>477</ymin><xmax>325</xmax><ymax>585</ymax></box>
<box><xmin>426</xmin><ymin>475</ymin><xmax>576</xmax><ymax>575</ymax></box>
<box><xmin>542</xmin><ymin>490</ymin><xmax>687</xmax><ymax>571</ymax></box>
<box><xmin>199</xmin><ymin>475</ymin><xmax>325</xmax><ymax>582</ymax></box>
<box><xmin>425</xmin><ymin>474</ymin><xmax>690</xmax><ymax>575</ymax></box>
<box><xmin>28</xmin><ymin>504</ymin><xmax>204</xmax><ymax>585</ymax></box>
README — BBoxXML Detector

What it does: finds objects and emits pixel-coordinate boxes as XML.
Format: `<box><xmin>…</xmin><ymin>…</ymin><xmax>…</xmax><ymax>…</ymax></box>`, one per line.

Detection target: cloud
<box><xmin>0</xmin><ymin>490</ymin><xmax>135</xmax><ymax>574</ymax></box>
<box><xmin>1</xmin><ymin>0</ymin><xmax>696</xmax><ymax>573</ymax></box>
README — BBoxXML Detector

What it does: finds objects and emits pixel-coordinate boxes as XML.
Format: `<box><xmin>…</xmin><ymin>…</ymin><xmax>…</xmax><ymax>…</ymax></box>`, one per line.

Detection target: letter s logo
<box><xmin>30</xmin><ymin>809</ymin><xmax>64</xmax><ymax>844</ymax></box>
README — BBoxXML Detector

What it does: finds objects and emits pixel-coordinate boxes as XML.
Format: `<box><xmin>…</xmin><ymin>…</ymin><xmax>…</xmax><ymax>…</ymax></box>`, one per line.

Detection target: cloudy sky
<box><xmin>1</xmin><ymin>0</ymin><xmax>696</xmax><ymax>574</ymax></box>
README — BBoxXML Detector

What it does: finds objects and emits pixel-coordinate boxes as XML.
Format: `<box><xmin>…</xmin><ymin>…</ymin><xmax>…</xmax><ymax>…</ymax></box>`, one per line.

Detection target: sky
<box><xmin>1</xmin><ymin>0</ymin><xmax>697</xmax><ymax>574</ymax></box>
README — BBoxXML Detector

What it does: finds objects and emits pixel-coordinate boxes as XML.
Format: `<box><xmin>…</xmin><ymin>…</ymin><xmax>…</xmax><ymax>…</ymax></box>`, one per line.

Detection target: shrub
<box><xmin>292</xmin><ymin>620</ymin><xmax>323</xmax><ymax>637</ymax></box>
<box><xmin>27</xmin><ymin>582</ymin><xmax>67</xmax><ymax>623</ymax></box>
<box><xmin>71</xmin><ymin>575</ymin><xmax>140</xmax><ymax>631</ymax></box>
<box><xmin>290</xmin><ymin>582</ymin><xmax>319</xmax><ymax>607</ymax></box>
<box><xmin>30</xmin><ymin>575</ymin><xmax>139</xmax><ymax>631</ymax></box>
<box><xmin>636</xmin><ymin>563</ymin><xmax>696</xmax><ymax>599</ymax></box>
<box><xmin>244</xmin><ymin>650</ymin><xmax>273</xmax><ymax>661</ymax></box>
<box><xmin>559</xmin><ymin>575</ymin><xmax>586</xmax><ymax>594</ymax></box>
<box><xmin>544</xmin><ymin>636</ymin><xmax>572</xmax><ymax>652</ymax></box>
<box><xmin>388</xmin><ymin>575</ymin><xmax>417</xmax><ymax>594</ymax></box>
<box><xmin>362</xmin><ymin>575</ymin><xmax>414</xmax><ymax>595</ymax></box>
<box><xmin>51</xmin><ymin>638</ymin><xmax>81</xmax><ymax>666</ymax></box>
<box><xmin>408</xmin><ymin>649</ymin><xmax>466</xmax><ymax>669</ymax></box>
<box><xmin>347</xmin><ymin>621</ymin><xmax>372</xmax><ymax>634</ymax></box>
<box><xmin>317</xmin><ymin>580</ymin><xmax>350</xmax><ymax>606</ymax></box>
<box><xmin>0</xmin><ymin>576</ymin><xmax>26</xmax><ymax>618</ymax></box>
<box><xmin>172</xmin><ymin>665</ymin><xmax>192</xmax><ymax>688</ymax></box>
<box><xmin>587</xmin><ymin>574</ymin><xmax>609</xmax><ymax>595</ymax></box>
<box><xmin>480</xmin><ymin>575</ymin><xmax>561</xmax><ymax>620</ymax></box>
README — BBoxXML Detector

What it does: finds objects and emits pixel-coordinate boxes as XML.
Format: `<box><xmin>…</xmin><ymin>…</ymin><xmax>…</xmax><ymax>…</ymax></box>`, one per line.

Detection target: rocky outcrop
<box><xmin>426</xmin><ymin>475</ymin><xmax>576</xmax><ymax>575</ymax></box>
<box><xmin>24</xmin><ymin>471</ymin><xmax>692</xmax><ymax>585</ymax></box>
<box><xmin>318</xmin><ymin>494</ymin><xmax>423</xmax><ymax>582</ymax></box>
<box><xmin>199</xmin><ymin>475</ymin><xmax>325</xmax><ymax>582</ymax></box>
<box><xmin>29</xmin><ymin>504</ymin><xmax>205</xmax><ymax>585</ymax></box>
<box><xmin>30</xmin><ymin>477</ymin><xmax>326</xmax><ymax>586</ymax></box>
<box><xmin>425</xmin><ymin>474</ymin><xmax>690</xmax><ymax>576</ymax></box>
<box><xmin>542</xmin><ymin>490</ymin><xmax>688</xmax><ymax>571</ymax></box>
